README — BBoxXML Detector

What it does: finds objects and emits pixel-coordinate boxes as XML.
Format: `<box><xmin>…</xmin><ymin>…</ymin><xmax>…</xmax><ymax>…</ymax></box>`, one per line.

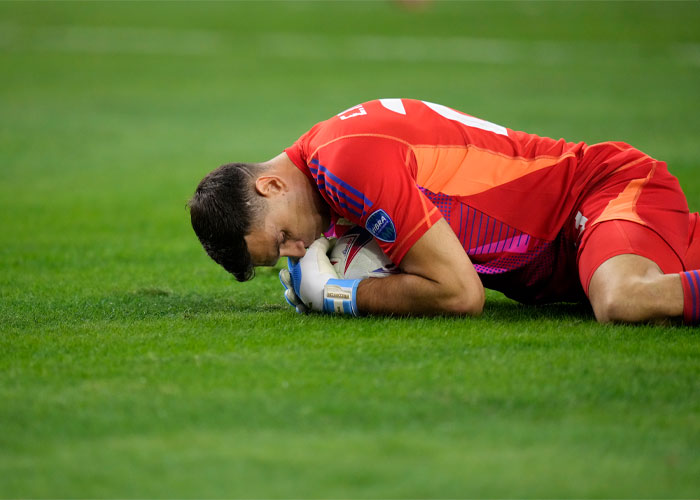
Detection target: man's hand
<box><xmin>279</xmin><ymin>219</ymin><xmax>484</xmax><ymax>317</ymax></box>
<box><xmin>279</xmin><ymin>237</ymin><xmax>361</xmax><ymax>315</ymax></box>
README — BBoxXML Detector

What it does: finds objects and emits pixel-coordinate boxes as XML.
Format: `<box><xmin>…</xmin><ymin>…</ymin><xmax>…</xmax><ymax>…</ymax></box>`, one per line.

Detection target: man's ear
<box><xmin>254</xmin><ymin>175</ymin><xmax>288</xmax><ymax>197</ymax></box>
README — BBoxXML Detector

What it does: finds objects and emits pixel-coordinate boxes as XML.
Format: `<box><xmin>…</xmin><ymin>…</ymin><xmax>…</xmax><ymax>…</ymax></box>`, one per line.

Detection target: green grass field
<box><xmin>1</xmin><ymin>1</ymin><xmax>699</xmax><ymax>497</ymax></box>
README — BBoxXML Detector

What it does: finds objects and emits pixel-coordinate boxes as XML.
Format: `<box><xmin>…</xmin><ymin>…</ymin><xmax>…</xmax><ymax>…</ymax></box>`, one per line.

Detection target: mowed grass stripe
<box><xmin>2</xmin><ymin>22</ymin><xmax>700</xmax><ymax>67</ymax></box>
<box><xmin>1</xmin><ymin>424</ymin><xmax>698</xmax><ymax>498</ymax></box>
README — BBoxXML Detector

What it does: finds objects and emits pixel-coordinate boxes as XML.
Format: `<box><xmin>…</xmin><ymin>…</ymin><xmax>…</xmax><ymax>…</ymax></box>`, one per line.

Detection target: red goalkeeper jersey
<box><xmin>284</xmin><ymin>98</ymin><xmax>641</xmax><ymax>303</ymax></box>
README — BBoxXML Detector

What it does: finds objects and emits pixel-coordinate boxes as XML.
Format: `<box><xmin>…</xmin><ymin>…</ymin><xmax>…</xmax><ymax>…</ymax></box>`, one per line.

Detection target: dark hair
<box><xmin>188</xmin><ymin>162</ymin><xmax>266</xmax><ymax>282</ymax></box>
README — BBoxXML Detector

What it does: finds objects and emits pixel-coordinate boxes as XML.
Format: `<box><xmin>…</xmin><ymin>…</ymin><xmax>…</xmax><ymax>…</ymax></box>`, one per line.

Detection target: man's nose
<box><xmin>279</xmin><ymin>240</ymin><xmax>306</xmax><ymax>259</ymax></box>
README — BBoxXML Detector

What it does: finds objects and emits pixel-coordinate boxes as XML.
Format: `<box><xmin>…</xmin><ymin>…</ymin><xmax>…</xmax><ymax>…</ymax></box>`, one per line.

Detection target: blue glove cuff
<box><xmin>323</xmin><ymin>279</ymin><xmax>361</xmax><ymax>316</ymax></box>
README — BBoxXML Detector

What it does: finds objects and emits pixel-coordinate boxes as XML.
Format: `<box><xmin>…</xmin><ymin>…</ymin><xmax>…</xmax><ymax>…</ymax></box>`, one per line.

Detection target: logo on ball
<box><xmin>329</xmin><ymin>226</ymin><xmax>398</xmax><ymax>279</ymax></box>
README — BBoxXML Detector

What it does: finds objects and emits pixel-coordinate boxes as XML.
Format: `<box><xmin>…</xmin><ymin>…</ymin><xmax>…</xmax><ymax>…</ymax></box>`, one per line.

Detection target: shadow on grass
<box><xmin>482</xmin><ymin>298</ymin><xmax>692</xmax><ymax>331</ymax></box>
<box><xmin>483</xmin><ymin>299</ymin><xmax>595</xmax><ymax>323</ymax></box>
<box><xmin>4</xmin><ymin>288</ymin><xmax>288</xmax><ymax>330</ymax></box>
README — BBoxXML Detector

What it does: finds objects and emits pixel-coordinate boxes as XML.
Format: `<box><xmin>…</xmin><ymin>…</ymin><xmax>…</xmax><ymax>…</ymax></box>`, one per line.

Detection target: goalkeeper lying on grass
<box><xmin>189</xmin><ymin>98</ymin><xmax>700</xmax><ymax>325</ymax></box>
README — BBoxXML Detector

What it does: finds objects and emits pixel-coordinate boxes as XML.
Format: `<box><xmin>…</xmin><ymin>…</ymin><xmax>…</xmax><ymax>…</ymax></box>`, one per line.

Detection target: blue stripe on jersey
<box><xmin>318</xmin><ymin>176</ymin><xmax>365</xmax><ymax>217</ymax></box>
<box><xmin>309</xmin><ymin>161</ymin><xmax>364</xmax><ymax>215</ymax></box>
<box><xmin>318</xmin><ymin>181</ymin><xmax>363</xmax><ymax>217</ymax></box>
<box><xmin>500</xmin><ymin>226</ymin><xmax>510</xmax><ymax>253</ymax></box>
<box><xmin>689</xmin><ymin>270</ymin><xmax>699</xmax><ymax>321</ymax></box>
<box><xmin>459</xmin><ymin>204</ymin><xmax>465</xmax><ymax>247</ymax></box>
<box><xmin>416</xmin><ymin>186</ymin><xmax>569</xmax><ymax>290</ymax></box>
<box><xmin>469</xmin><ymin>206</ymin><xmax>476</xmax><ymax>251</ymax></box>
<box><xmin>310</xmin><ymin>159</ymin><xmax>374</xmax><ymax>212</ymax></box>
<box><xmin>316</xmin><ymin>177</ymin><xmax>365</xmax><ymax>212</ymax></box>
<box><xmin>476</xmin><ymin>212</ymin><xmax>484</xmax><ymax>254</ymax></box>
<box><xmin>493</xmin><ymin>222</ymin><xmax>505</xmax><ymax>252</ymax></box>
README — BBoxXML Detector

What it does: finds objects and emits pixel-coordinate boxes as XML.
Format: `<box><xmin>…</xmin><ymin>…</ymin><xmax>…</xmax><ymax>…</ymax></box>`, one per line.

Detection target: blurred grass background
<box><xmin>1</xmin><ymin>1</ymin><xmax>699</xmax><ymax>498</ymax></box>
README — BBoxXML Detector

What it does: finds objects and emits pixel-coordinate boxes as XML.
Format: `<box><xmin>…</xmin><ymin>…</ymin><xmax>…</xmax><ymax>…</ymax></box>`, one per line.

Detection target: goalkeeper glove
<box><xmin>278</xmin><ymin>237</ymin><xmax>361</xmax><ymax>316</ymax></box>
<box><xmin>279</xmin><ymin>269</ymin><xmax>308</xmax><ymax>314</ymax></box>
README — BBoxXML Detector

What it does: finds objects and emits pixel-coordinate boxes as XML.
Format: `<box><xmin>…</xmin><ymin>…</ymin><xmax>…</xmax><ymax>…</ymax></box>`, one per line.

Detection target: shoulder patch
<box><xmin>365</xmin><ymin>209</ymin><xmax>396</xmax><ymax>243</ymax></box>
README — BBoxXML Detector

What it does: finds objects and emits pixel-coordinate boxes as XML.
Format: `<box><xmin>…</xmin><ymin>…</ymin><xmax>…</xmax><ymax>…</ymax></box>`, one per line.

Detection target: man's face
<box><xmin>244</xmin><ymin>196</ymin><xmax>323</xmax><ymax>267</ymax></box>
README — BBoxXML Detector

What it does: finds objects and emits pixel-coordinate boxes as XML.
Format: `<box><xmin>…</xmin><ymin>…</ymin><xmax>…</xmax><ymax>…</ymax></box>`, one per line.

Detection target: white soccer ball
<box><xmin>329</xmin><ymin>226</ymin><xmax>399</xmax><ymax>279</ymax></box>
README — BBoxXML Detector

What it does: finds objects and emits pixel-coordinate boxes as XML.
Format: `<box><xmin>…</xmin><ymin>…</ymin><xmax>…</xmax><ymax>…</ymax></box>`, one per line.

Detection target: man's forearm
<box><xmin>354</xmin><ymin>219</ymin><xmax>485</xmax><ymax>317</ymax></box>
<box><xmin>356</xmin><ymin>272</ymin><xmax>484</xmax><ymax>316</ymax></box>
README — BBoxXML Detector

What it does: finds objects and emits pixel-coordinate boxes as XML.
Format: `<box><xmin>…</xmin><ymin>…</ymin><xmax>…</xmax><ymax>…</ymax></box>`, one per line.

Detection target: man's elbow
<box><xmin>443</xmin><ymin>285</ymin><xmax>484</xmax><ymax>316</ymax></box>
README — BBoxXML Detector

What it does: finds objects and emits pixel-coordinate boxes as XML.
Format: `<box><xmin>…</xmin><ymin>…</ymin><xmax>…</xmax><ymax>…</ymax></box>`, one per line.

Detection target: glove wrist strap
<box><xmin>323</xmin><ymin>279</ymin><xmax>361</xmax><ymax>316</ymax></box>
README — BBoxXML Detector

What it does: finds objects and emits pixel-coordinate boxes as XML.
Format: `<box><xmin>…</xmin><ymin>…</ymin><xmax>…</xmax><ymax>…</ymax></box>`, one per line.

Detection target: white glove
<box><xmin>279</xmin><ymin>237</ymin><xmax>361</xmax><ymax>315</ymax></box>
<box><xmin>279</xmin><ymin>267</ymin><xmax>308</xmax><ymax>314</ymax></box>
